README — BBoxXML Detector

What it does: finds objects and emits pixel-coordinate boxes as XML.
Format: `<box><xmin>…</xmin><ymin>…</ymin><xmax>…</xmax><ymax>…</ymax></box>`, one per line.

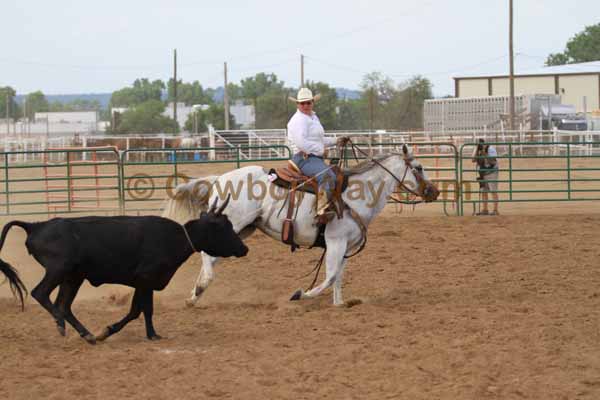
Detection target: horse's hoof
<box><xmin>185</xmin><ymin>298</ymin><xmax>196</xmax><ymax>308</ymax></box>
<box><xmin>56</xmin><ymin>325</ymin><xmax>66</xmax><ymax>337</ymax></box>
<box><xmin>148</xmin><ymin>334</ymin><xmax>163</xmax><ymax>341</ymax></box>
<box><xmin>83</xmin><ymin>334</ymin><xmax>97</xmax><ymax>345</ymax></box>
<box><xmin>96</xmin><ymin>327</ymin><xmax>111</xmax><ymax>342</ymax></box>
<box><xmin>289</xmin><ymin>289</ymin><xmax>303</xmax><ymax>301</ymax></box>
<box><xmin>194</xmin><ymin>286</ymin><xmax>205</xmax><ymax>297</ymax></box>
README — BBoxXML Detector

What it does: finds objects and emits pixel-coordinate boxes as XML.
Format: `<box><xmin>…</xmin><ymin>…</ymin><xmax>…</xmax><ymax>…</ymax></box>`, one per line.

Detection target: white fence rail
<box><xmin>2</xmin><ymin>128</ymin><xmax>600</xmax><ymax>164</ymax></box>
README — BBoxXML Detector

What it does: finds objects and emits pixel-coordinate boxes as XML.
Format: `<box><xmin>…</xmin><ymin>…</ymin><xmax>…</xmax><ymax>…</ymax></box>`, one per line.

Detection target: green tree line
<box><xmin>2</xmin><ymin>72</ymin><xmax>433</xmax><ymax>134</ymax></box>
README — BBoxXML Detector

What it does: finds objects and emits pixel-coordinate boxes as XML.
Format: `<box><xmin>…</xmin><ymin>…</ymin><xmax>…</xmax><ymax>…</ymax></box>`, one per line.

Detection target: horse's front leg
<box><xmin>186</xmin><ymin>252</ymin><xmax>219</xmax><ymax>307</ymax></box>
<box><xmin>290</xmin><ymin>239</ymin><xmax>348</xmax><ymax>306</ymax></box>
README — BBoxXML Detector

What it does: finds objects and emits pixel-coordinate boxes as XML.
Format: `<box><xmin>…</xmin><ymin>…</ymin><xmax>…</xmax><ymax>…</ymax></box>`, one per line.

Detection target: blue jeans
<box><xmin>292</xmin><ymin>153</ymin><xmax>336</xmax><ymax>196</ymax></box>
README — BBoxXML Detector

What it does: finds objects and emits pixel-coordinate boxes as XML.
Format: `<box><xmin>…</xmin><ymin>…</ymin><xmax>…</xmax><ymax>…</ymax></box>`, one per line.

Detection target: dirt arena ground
<box><xmin>1</xmin><ymin>151</ymin><xmax>600</xmax><ymax>399</ymax></box>
<box><xmin>1</xmin><ymin>208</ymin><xmax>600</xmax><ymax>399</ymax></box>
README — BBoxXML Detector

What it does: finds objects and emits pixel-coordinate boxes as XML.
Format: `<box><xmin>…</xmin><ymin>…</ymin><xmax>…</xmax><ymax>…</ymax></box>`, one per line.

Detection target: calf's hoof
<box><xmin>147</xmin><ymin>334</ymin><xmax>163</xmax><ymax>341</ymax></box>
<box><xmin>96</xmin><ymin>327</ymin><xmax>111</xmax><ymax>342</ymax></box>
<box><xmin>82</xmin><ymin>333</ymin><xmax>97</xmax><ymax>345</ymax></box>
<box><xmin>289</xmin><ymin>289</ymin><xmax>303</xmax><ymax>301</ymax></box>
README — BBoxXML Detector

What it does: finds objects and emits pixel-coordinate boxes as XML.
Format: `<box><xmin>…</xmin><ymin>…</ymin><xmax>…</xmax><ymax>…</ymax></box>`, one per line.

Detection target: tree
<box><xmin>240</xmin><ymin>73</ymin><xmax>285</xmax><ymax>124</ymax></box>
<box><xmin>360</xmin><ymin>72</ymin><xmax>396</xmax><ymax>103</ymax></box>
<box><xmin>0</xmin><ymin>86</ymin><xmax>21</xmax><ymax>119</ymax></box>
<box><xmin>113</xmin><ymin>100</ymin><xmax>178</xmax><ymax>134</ymax></box>
<box><xmin>24</xmin><ymin>91</ymin><xmax>49</xmax><ymax>119</ymax></box>
<box><xmin>167</xmin><ymin>79</ymin><xmax>214</xmax><ymax>106</ymax></box>
<box><xmin>226</xmin><ymin>82</ymin><xmax>242</xmax><ymax>103</ymax></box>
<box><xmin>110</xmin><ymin>79</ymin><xmax>165</xmax><ymax>108</ymax></box>
<box><xmin>183</xmin><ymin>104</ymin><xmax>236</xmax><ymax>132</ymax></box>
<box><xmin>336</xmin><ymin>99</ymin><xmax>364</xmax><ymax>130</ymax></box>
<box><xmin>306</xmin><ymin>81</ymin><xmax>339</xmax><ymax>129</ymax></box>
<box><xmin>387</xmin><ymin>76</ymin><xmax>433</xmax><ymax>130</ymax></box>
<box><xmin>255</xmin><ymin>87</ymin><xmax>290</xmax><ymax>129</ymax></box>
<box><xmin>359</xmin><ymin>72</ymin><xmax>396</xmax><ymax>130</ymax></box>
<box><xmin>546</xmin><ymin>23</ymin><xmax>600</xmax><ymax>65</ymax></box>
<box><xmin>49</xmin><ymin>99</ymin><xmax>102</xmax><ymax>112</ymax></box>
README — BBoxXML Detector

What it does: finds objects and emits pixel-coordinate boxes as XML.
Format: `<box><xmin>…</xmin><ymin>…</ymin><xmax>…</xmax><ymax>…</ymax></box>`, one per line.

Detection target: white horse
<box><xmin>162</xmin><ymin>144</ymin><xmax>439</xmax><ymax>306</ymax></box>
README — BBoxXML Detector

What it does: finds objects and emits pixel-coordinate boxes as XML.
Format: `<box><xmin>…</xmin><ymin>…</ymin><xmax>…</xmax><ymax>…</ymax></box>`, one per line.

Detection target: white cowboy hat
<box><xmin>288</xmin><ymin>87</ymin><xmax>321</xmax><ymax>103</ymax></box>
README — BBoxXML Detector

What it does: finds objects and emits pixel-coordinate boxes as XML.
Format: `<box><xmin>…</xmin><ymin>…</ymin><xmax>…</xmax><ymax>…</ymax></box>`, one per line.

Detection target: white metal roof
<box><xmin>454</xmin><ymin>60</ymin><xmax>600</xmax><ymax>79</ymax></box>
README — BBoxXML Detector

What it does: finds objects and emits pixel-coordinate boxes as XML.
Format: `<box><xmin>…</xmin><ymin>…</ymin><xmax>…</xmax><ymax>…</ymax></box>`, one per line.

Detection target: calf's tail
<box><xmin>0</xmin><ymin>221</ymin><xmax>31</xmax><ymax>310</ymax></box>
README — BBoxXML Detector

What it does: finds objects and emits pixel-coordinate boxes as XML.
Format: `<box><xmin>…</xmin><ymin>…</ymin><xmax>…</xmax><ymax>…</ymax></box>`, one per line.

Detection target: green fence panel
<box><xmin>0</xmin><ymin>147</ymin><xmax>122</xmax><ymax>217</ymax></box>
<box><xmin>459</xmin><ymin>141</ymin><xmax>600</xmax><ymax>216</ymax></box>
<box><xmin>119</xmin><ymin>145</ymin><xmax>293</xmax><ymax>213</ymax></box>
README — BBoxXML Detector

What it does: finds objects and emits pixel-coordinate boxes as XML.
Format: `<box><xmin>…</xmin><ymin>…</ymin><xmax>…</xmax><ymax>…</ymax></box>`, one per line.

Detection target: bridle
<box><xmin>345</xmin><ymin>139</ymin><xmax>428</xmax><ymax>202</ymax></box>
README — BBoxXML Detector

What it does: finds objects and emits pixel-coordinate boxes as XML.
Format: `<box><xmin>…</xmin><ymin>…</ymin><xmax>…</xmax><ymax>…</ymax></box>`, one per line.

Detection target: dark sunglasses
<box><xmin>299</xmin><ymin>101</ymin><xmax>313</xmax><ymax>106</ymax></box>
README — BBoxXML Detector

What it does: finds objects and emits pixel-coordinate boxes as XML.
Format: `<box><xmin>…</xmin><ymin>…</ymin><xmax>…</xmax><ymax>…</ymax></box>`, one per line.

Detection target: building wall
<box><xmin>35</xmin><ymin>111</ymin><xmax>98</xmax><ymax>124</ymax></box>
<box><xmin>516</xmin><ymin>76</ymin><xmax>555</xmax><ymax>96</ymax></box>
<box><xmin>456</xmin><ymin>74</ymin><xmax>600</xmax><ymax>112</ymax></box>
<box><xmin>559</xmin><ymin>74</ymin><xmax>600</xmax><ymax>112</ymax></box>
<box><xmin>490</xmin><ymin>78</ymin><xmax>510</xmax><ymax>97</ymax></box>
<box><xmin>457</xmin><ymin>79</ymin><xmax>489</xmax><ymax>97</ymax></box>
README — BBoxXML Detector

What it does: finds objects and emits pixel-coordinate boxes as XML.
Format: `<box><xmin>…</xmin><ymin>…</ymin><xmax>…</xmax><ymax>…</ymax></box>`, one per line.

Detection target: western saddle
<box><xmin>269</xmin><ymin>159</ymin><xmax>347</xmax><ymax>251</ymax></box>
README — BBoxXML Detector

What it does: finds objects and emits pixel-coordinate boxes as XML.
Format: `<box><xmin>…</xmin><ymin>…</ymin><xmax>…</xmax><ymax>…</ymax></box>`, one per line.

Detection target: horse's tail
<box><xmin>0</xmin><ymin>221</ymin><xmax>31</xmax><ymax>310</ymax></box>
<box><xmin>162</xmin><ymin>176</ymin><xmax>219</xmax><ymax>224</ymax></box>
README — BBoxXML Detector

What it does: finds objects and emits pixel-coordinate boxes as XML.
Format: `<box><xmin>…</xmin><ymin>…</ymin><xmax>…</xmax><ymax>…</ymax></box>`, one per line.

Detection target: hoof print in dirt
<box><xmin>344</xmin><ymin>299</ymin><xmax>363</xmax><ymax>308</ymax></box>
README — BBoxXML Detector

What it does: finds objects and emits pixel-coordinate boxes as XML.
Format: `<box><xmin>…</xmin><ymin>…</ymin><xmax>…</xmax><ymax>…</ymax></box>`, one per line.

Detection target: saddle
<box><xmin>269</xmin><ymin>160</ymin><xmax>346</xmax><ymax>251</ymax></box>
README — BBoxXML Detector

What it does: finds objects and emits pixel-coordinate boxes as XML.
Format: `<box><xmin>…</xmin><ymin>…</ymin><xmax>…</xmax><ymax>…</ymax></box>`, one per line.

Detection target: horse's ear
<box><xmin>402</xmin><ymin>144</ymin><xmax>409</xmax><ymax>156</ymax></box>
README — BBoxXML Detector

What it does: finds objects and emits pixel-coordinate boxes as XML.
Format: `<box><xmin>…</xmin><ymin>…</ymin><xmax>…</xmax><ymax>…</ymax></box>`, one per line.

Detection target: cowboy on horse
<box><xmin>286</xmin><ymin>87</ymin><xmax>349</xmax><ymax>221</ymax></box>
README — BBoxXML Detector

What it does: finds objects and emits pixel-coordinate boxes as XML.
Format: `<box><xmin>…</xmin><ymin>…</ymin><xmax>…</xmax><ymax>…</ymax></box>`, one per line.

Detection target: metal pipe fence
<box><xmin>1</xmin><ymin>142</ymin><xmax>599</xmax><ymax>217</ymax></box>
<box><xmin>459</xmin><ymin>142</ymin><xmax>600</xmax><ymax>216</ymax></box>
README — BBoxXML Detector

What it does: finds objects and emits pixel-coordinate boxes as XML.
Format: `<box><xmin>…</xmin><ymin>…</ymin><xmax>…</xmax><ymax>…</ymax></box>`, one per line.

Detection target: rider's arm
<box><xmin>323</xmin><ymin>136</ymin><xmax>337</xmax><ymax>148</ymax></box>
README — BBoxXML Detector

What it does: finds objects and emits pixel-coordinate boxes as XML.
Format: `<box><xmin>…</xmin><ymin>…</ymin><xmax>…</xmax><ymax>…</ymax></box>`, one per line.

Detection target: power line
<box><xmin>0</xmin><ymin>3</ymin><xmax>436</xmax><ymax>71</ymax></box>
<box><xmin>306</xmin><ymin>54</ymin><xmax>510</xmax><ymax>80</ymax></box>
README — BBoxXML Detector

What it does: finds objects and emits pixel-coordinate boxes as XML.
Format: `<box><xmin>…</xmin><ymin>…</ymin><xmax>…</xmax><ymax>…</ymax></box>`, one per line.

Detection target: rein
<box><xmin>344</xmin><ymin>139</ymin><xmax>423</xmax><ymax>199</ymax></box>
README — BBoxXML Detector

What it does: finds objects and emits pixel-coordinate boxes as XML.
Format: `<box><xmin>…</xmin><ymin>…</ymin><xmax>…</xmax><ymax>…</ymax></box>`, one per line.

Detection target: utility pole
<box><xmin>368</xmin><ymin>88</ymin><xmax>374</xmax><ymax>132</ymax></box>
<box><xmin>508</xmin><ymin>0</ymin><xmax>516</xmax><ymax>131</ymax></box>
<box><xmin>224</xmin><ymin>62</ymin><xmax>230</xmax><ymax>130</ymax></box>
<box><xmin>5</xmin><ymin>93</ymin><xmax>9</xmax><ymax>137</ymax></box>
<box><xmin>300</xmin><ymin>54</ymin><xmax>305</xmax><ymax>87</ymax></box>
<box><xmin>173</xmin><ymin>49</ymin><xmax>178</xmax><ymax>126</ymax></box>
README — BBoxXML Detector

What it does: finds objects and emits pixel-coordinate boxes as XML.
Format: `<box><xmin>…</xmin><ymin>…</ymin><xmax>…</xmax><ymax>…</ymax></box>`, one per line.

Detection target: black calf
<box><xmin>0</xmin><ymin>196</ymin><xmax>247</xmax><ymax>344</ymax></box>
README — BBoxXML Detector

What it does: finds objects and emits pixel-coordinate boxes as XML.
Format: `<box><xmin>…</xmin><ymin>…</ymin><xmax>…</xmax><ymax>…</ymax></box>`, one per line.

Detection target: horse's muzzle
<box><xmin>422</xmin><ymin>183</ymin><xmax>440</xmax><ymax>202</ymax></box>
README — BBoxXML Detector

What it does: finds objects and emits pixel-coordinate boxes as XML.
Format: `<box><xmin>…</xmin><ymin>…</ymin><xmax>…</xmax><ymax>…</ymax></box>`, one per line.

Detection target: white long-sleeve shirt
<box><xmin>287</xmin><ymin>110</ymin><xmax>336</xmax><ymax>156</ymax></box>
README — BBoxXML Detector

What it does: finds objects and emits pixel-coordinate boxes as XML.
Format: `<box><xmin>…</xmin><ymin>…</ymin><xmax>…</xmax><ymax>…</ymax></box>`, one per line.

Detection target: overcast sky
<box><xmin>1</xmin><ymin>0</ymin><xmax>597</xmax><ymax>97</ymax></box>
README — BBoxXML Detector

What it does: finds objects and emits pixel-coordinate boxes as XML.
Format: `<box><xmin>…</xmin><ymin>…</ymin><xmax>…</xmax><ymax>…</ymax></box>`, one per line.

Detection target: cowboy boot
<box><xmin>315</xmin><ymin>189</ymin><xmax>336</xmax><ymax>224</ymax></box>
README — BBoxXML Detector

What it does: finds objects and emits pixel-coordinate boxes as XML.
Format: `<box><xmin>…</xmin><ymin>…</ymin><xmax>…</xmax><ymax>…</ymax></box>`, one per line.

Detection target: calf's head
<box><xmin>192</xmin><ymin>195</ymin><xmax>248</xmax><ymax>258</ymax></box>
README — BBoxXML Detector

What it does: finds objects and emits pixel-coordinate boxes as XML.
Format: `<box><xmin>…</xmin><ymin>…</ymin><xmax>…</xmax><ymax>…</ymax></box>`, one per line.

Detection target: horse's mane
<box><xmin>344</xmin><ymin>153</ymin><xmax>401</xmax><ymax>175</ymax></box>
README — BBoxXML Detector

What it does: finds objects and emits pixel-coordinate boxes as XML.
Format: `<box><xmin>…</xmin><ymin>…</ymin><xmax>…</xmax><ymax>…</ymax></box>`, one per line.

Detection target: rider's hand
<box><xmin>336</xmin><ymin>136</ymin><xmax>350</xmax><ymax>147</ymax></box>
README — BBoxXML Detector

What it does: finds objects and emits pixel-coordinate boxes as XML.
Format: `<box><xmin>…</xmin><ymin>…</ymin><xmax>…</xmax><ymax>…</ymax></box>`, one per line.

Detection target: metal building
<box><xmin>453</xmin><ymin>61</ymin><xmax>600</xmax><ymax>113</ymax></box>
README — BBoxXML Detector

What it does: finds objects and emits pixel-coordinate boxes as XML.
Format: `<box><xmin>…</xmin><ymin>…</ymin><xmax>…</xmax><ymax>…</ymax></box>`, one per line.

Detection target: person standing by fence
<box><xmin>472</xmin><ymin>139</ymin><xmax>499</xmax><ymax>215</ymax></box>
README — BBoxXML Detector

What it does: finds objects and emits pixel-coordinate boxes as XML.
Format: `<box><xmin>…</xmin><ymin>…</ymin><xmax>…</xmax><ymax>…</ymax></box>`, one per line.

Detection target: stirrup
<box><xmin>317</xmin><ymin>210</ymin><xmax>336</xmax><ymax>225</ymax></box>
